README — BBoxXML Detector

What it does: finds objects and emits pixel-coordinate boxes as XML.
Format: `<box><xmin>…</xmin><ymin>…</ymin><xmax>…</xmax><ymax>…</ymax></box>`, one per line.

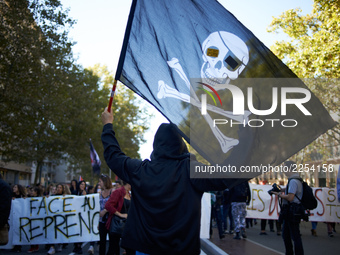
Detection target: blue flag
<box><xmin>115</xmin><ymin>0</ymin><xmax>336</xmax><ymax>175</ymax></box>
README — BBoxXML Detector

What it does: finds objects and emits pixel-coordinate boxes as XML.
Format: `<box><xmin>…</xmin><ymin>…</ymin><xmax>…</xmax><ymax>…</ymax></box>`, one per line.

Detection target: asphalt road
<box><xmin>210</xmin><ymin>220</ymin><xmax>340</xmax><ymax>255</ymax></box>
<box><xmin>1</xmin><ymin>221</ymin><xmax>339</xmax><ymax>255</ymax></box>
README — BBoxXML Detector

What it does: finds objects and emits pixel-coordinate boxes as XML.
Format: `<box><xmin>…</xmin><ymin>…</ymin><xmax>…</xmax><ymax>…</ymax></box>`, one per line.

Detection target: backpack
<box><xmin>289</xmin><ymin>177</ymin><xmax>318</xmax><ymax>210</ymax></box>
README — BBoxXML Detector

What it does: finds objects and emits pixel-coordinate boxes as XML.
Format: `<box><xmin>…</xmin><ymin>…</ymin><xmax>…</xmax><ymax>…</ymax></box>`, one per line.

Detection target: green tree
<box><xmin>0</xmin><ymin>0</ymin><xmax>78</xmax><ymax>182</ymax></box>
<box><xmin>65</xmin><ymin>64</ymin><xmax>149</xmax><ymax>183</ymax></box>
<box><xmin>267</xmin><ymin>0</ymin><xmax>339</xmax><ymax>162</ymax></box>
<box><xmin>0</xmin><ymin>1</ymin><xmax>150</xmax><ymax>185</ymax></box>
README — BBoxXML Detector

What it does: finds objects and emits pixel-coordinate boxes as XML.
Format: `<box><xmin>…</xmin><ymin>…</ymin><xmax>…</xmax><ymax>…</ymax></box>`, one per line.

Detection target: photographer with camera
<box><xmin>272</xmin><ymin>161</ymin><xmax>304</xmax><ymax>255</ymax></box>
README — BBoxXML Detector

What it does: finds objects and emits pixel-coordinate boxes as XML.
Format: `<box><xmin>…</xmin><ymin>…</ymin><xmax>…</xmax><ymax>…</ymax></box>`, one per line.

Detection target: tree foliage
<box><xmin>74</xmin><ymin>65</ymin><xmax>149</xmax><ymax>183</ymax></box>
<box><xmin>267</xmin><ymin>0</ymin><xmax>340</xmax><ymax>162</ymax></box>
<box><xmin>0</xmin><ymin>0</ymin><xmax>149</xmax><ymax>184</ymax></box>
<box><xmin>0</xmin><ymin>0</ymin><xmax>76</xmax><ymax>165</ymax></box>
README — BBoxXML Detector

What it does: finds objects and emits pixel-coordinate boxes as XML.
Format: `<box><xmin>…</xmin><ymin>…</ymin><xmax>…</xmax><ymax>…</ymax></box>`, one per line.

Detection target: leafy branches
<box><xmin>267</xmin><ymin>0</ymin><xmax>340</xmax><ymax>162</ymax></box>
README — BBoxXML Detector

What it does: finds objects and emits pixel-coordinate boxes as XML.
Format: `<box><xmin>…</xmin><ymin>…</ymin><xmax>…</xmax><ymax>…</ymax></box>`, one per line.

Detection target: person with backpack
<box><xmin>273</xmin><ymin>161</ymin><xmax>305</xmax><ymax>255</ymax></box>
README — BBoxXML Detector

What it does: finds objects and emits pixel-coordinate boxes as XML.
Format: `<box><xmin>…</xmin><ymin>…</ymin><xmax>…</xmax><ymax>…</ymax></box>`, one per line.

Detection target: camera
<box><xmin>267</xmin><ymin>183</ymin><xmax>282</xmax><ymax>195</ymax></box>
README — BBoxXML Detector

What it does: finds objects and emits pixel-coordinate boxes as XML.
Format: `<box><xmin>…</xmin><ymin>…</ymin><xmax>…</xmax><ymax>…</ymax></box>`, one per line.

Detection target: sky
<box><xmin>59</xmin><ymin>0</ymin><xmax>314</xmax><ymax>160</ymax></box>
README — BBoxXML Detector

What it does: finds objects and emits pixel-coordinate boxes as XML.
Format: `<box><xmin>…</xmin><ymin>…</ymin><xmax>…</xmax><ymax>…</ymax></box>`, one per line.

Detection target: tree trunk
<box><xmin>33</xmin><ymin>161</ymin><xmax>42</xmax><ymax>185</ymax></box>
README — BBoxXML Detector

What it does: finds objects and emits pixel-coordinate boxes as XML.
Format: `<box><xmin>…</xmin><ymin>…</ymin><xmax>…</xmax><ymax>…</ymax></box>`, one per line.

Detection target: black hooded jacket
<box><xmin>101</xmin><ymin>123</ymin><xmax>231</xmax><ymax>255</ymax></box>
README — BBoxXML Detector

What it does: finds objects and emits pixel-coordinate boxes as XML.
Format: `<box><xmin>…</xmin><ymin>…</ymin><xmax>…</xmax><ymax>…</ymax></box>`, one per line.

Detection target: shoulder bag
<box><xmin>0</xmin><ymin>224</ymin><xmax>9</xmax><ymax>245</ymax></box>
<box><xmin>109</xmin><ymin>198</ymin><xmax>127</xmax><ymax>235</ymax></box>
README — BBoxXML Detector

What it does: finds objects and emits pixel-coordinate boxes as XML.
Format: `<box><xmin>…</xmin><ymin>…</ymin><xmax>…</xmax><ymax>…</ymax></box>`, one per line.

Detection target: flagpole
<box><xmin>108</xmin><ymin>0</ymin><xmax>137</xmax><ymax>112</ymax></box>
<box><xmin>107</xmin><ymin>79</ymin><xmax>118</xmax><ymax>113</ymax></box>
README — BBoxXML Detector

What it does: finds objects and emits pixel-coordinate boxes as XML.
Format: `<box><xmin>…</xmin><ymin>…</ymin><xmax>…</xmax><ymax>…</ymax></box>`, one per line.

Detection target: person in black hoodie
<box><xmin>101</xmin><ymin>107</ymin><xmax>234</xmax><ymax>255</ymax></box>
<box><xmin>0</xmin><ymin>173</ymin><xmax>11</xmax><ymax>246</ymax></box>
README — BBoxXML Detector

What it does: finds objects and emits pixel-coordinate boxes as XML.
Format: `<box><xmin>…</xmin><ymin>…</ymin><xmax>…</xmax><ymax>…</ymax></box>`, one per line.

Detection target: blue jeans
<box><xmin>282</xmin><ymin>219</ymin><xmax>304</xmax><ymax>255</ymax></box>
<box><xmin>222</xmin><ymin>203</ymin><xmax>233</xmax><ymax>232</ymax></box>
<box><xmin>212</xmin><ymin>204</ymin><xmax>224</xmax><ymax>238</ymax></box>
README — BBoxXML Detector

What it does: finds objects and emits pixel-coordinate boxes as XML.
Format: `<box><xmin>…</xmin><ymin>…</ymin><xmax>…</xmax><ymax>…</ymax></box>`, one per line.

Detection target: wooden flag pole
<box><xmin>107</xmin><ymin>79</ymin><xmax>118</xmax><ymax>113</ymax></box>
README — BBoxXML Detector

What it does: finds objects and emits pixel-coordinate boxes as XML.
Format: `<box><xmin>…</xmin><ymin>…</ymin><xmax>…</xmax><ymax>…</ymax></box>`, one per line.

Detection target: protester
<box><xmin>45</xmin><ymin>183</ymin><xmax>56</xmax><ymax>196</ymax></box>
<box><xmin>105</xmin><ymin>181</ymin><xmax>133</xmax><ymax>255</ymax></box>
<box><xmin>230</xmin><ymin>180</ymin><xmax>251</xmax><ymax>239</ymax></box>
<box><xmin>12</xmin><ymin>184</ymin><xmax>26</xmax><ymax>199</ymax></box>
<box><xmin>114</xmin><ymin>179</ymin><xmax>122</xmax><ymax>190</ymax></box>
<box><xmin>0</xmin><ymin>173</ymin><xmax>12</xmax><ymax>246</ymax></box>
<box><xmin>47</xmin><ymin>183</ymin><xmax>65</xmax><ymax>255</ymax></box>
<box><xmin>70</xmin><ymin>179</ymin><xmax>78</xmax><ymax>195</ymax></box>
<box><xmin>211</xmin><ymin>191</ymin><xmax>225</xmax><ymax>239</ymax></box>
<box><xmin>73</xmin><ymin>180</ymin><xmax>87</xmax><ymax>254</ymax></box>
<box><xmin>101</xmin><ymin>107</ymin><xmax>233</xmax><ymax>255</ymax></box>
<box><xmin>96</xmin><ymin>174</ymin><xmax>114</xmax><ymax>255</ymax></box>
<box><xmin>87</xmin><ymin>185</ymin><xmax>95</xmax><ymax>194</ymax></box>
<box><xmin>327</xmin><ymin>222</ymin><xmax>336</xmax><ymax>237</ymax></box>
<box><xmin>27</xmin><ymin>187</ymin><xmax>41</xmax><ymax>253</ymax></box>
<box><xmin>246</xmin><ymin>218</ymin><xmax>256</xmax><ymax>229</ymax></box>
<box><xmin>311</xmin><ymin>221</ymin><xmax>318</xmax><ymax>237</ymax></box>
<box><xmin>95</xmin><ymin>183</ymin><xmax>102</xmax><ymax>193</ymax></box>
<box><xmin>259</xmin><ymin>219</ymin><xmax>281</xmax><ymax>235</ymax></box>
<box><xmin>11</xmin><ymin>184</ymin><xmax>26</xmax><ymax>252</ymax></box>
<box><xmin>26</xmin><ymin>186</ymin><xmax>33</xmax><ymax>197</ymax></box>
<box><xmin>84</xmin><ymin>183</ymin><xmax>96</xmax><ymax>254</ymax></box>
<box><xmin>64</xmin><ymin>184</ymin><xmax>72</xmax><ymax>195</ymax></box>
<box><xmin>273</xmin><ymin>161</ymin><xmax>304</xmax><ymax>255</ymax></box>
<box><xmin>259</xmin><ymin>219</ymin><xmax>270</xmax><ymax>235</ymax></box>
<box><xmin>222</xmin><ymin>188</ymin><xmax>234</xmax><ymax>234</ymax></box>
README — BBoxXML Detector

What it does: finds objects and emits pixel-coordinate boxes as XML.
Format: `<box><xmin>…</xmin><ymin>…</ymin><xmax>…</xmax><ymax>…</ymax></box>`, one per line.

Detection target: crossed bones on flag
<box><xmin>157</xmin><ymin>31</ymin><xmax>251</xmax><ymax>153</ymax></box>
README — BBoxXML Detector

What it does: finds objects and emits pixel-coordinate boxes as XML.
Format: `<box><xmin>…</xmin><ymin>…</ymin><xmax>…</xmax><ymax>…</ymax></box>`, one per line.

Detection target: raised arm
<box><xmin>101</xmin><ymin>108</ymin><xmax>142</xmax><ymax>183</ymax></box>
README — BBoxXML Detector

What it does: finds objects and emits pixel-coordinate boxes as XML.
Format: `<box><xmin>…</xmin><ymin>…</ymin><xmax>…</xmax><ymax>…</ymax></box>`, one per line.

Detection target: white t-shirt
<box><xmin>283</xmin><ymin>176</ymin><xmax>303</xmax><ymax>204</ymax></box>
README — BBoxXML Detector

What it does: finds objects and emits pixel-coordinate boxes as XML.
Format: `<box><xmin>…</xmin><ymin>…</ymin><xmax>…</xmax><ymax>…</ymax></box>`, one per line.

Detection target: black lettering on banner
<box><xmin>29</xmin><ymin>198</ymin><xmax>39</xmax><ymax>216</ymax></box>
<box><xmin>30</xmin><ymin>218</ymin><xmax>43</xmax><ymax>240</ymax></box>
<box><xmin>54</xmin><ymin>215</ymin><xmax>67</xmax><ymax>238</ymax></box>
<box><xmin>43</xmin><ymin>216</ymin><xmax>54</xmax><ymax>238</ymax></box>
<box><xmin>78</xmin><ymin>211</ymin><xmax>91</xmax><ymax>235</ymax></box>
<box><xmin>81</xmin><ymin>196</ymin><xmax>95</xmax><ymax>211</ymax></box>
<box><xmin>63</xmin><ymin>197</ymin><xmax>75</xmax><ymax>213</ymax></box>
<box><xmin>37</xmin><ymin>197</ymin><xmax>48</xmax><ymax>215</ymax></box>
<box><xmin>19</xmin><ymin>217</ymin><xmax>30</xmax><ymax>242</ymax></box>
<box><xmin>17</xmin><ymin>195</ymin><xmax>100</xmax><ymax>243</ymax></box>
<box><xmin>49</xmin><ymin>197</ymin><xmax>60</xmax><ymax>213</ymax></box>
<box><xmin>91</xmin><ymin>211</ymin><xmax>100</xmax><ymax>235</ymax></box>
<box><xmin>64</xmin><ymin>213</ymin><xmax>79</xmax><ymax>238</ymax></box>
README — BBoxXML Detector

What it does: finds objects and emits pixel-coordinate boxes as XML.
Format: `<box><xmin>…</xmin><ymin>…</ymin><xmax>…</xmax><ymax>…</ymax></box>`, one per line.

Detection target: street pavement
<box><xmin>210</xmin><ymin>220</ymin><xmax>340</xmax><ymax>255</ymax></box>
<box><xmin>1</xmin><ymin>221</ymin><xmax>339</xmax><ymax>255</ymax></box>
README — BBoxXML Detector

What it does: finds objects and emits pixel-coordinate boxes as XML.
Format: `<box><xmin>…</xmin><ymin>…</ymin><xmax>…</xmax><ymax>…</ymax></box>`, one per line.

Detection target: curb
<box><xmin>200</xmin><ymin>238</ymin><xmax>229</xmax><ymax>255</ymax></box>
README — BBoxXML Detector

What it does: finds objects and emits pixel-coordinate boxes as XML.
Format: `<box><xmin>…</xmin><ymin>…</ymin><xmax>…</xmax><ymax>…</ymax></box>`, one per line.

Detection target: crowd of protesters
<box><xmin>2</xmin><ymin>174</ymin><xmax>339</xmax><ymax>255</ymax></box>
<box><xmin>4</xmin><ymin>175</ymin><xmax>126</xmax><ymax>255</ymax></box>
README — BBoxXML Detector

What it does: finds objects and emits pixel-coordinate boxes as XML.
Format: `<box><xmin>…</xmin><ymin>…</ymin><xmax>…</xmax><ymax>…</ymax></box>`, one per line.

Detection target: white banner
<box><xmin>200</xmin><ymin>193</ymin><xmax>211</xmax><ymax>239</ymax></box>
<box><xmin>10</xmin><ymin>194</ymin><xmax>100</xmax><ymax>245</ymax></box>
<box><xmin>247</xmin><ymin>183</ymin><xmax>340</xmax><ymax>222</ymax></box>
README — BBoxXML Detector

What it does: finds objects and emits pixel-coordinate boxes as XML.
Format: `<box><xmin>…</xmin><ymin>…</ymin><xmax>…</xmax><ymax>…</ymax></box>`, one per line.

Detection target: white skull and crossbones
<box><xmin>157</xmin><ymin>31</ymin><xmax>250</xmax><ymax>153</ymax></box>
<box><xmin>201</xmin><ymin>31</ymin><xmax>249</xmax><ymax>87</ymax></box>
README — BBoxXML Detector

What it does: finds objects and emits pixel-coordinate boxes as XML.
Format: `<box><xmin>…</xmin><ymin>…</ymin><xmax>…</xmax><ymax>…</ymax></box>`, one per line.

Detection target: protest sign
<box><xmin>247</xmin><ymin>183</ymin><xmax>340</xmax><ymax>222</ymax></box>
<box><xmin>10</xmin><ymin>194</ymin><xmax>100</xmax><ymax>245</ymax></box>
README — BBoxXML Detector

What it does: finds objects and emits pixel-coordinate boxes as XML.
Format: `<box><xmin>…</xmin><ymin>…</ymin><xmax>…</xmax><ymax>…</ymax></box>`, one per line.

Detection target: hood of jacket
<box><xmin>150</xmin><ymin>123</ymin><xmax>189</xmax><ymax>160</ymax></box>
